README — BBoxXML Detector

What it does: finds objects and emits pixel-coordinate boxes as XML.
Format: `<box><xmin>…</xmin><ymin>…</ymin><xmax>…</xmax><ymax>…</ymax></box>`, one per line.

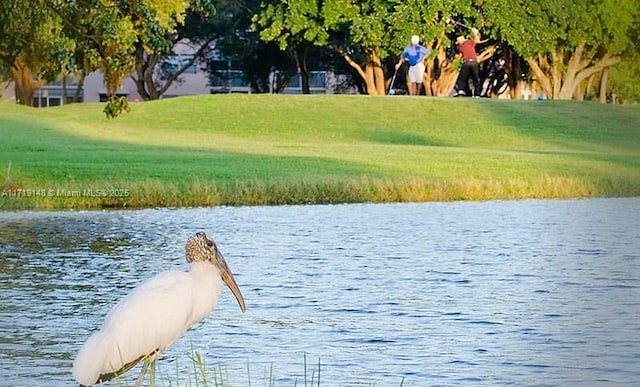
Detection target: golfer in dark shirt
<box><xmin>455</xmin><ymin>27</ymin><xmax>481</xmax><ymax>97</ymax></box>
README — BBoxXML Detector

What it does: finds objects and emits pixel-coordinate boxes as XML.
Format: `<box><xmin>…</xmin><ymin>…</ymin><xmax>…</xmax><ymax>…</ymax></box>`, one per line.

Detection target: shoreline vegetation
<box><xmin>1</xmin><ymin>94</ymin><xmax>639</xmax><ymax>210</ymax></box>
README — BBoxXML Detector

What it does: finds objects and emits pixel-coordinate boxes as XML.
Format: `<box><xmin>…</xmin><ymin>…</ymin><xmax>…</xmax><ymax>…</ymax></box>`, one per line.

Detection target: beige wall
<box><xmin>1</xmin><ymin>82</ymin><xmax>16</xmax><ymax>103</ymax></box>
<box><xmin>83</xmin><ymin>40</ymin><xmax>211</xmax><ymax>102</ymax></box>
<box><xmin>83</xmin><ymin>64</ymin><xmax>211</xmax><ymax>102</ymax></box>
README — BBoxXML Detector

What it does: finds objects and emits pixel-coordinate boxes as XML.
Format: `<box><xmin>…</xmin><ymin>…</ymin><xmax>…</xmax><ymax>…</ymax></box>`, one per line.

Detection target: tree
<box><xmin>253</xmin><ymin>0</ymin><xmax>331</xmax><ymax>93</ymax></box>
<box><xmin>0</xmin><ymin>0</ymin><xmax>74</xmax><ymax>105</ymax></box>
<box><xmin>194</xmin><ymin>0</ymin><xmax>298</xmax><ymax>94</ymax></box>
<box><xmin>253</xmin><ymin>0</ymin><xmax>494</xmax><ymax>96</ymax></box>
<box><xmin>254</xmin><ymin>0</ymin><xmax>400</xmax><ymax>95</ymax></box>
<box><xmin>130</xmin><ymin>0</ymin><xmax>216</xmax><ymax>101</ymax></box>
<box><xmin>608</xmin><ymin>8</ymin><xmax>640</xmax><ymax>103</ymax></box>
<box><xmin>63</xmin><ymin>0</ymin><xmax>196</xmax><ymax>115</ymax></box>
<box><xmin>1</xmin><ymin>0</ymin><xmax>199</xmax><ymax>114</ymax></box>
<box><xmin>385</xmin><ymin>0</ymin><xmax>491</xmax><ymax>97</ymax></box>
<box><xmin>482</xmin><ymin>0</ymin><xmax>639</xmax><ymax>100</ymax></box>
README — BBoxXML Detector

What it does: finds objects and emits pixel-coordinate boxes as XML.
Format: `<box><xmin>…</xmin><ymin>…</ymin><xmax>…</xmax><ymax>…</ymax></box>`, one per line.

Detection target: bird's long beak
<box><xmin>216</xmin><ymin>250</ymin><xmax>246</xmax><ymax>313</ymax></box>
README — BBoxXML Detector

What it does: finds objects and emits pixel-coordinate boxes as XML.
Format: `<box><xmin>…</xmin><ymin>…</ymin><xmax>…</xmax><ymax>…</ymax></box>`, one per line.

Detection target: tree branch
<box><xmin>157</xmin><ymin>37</ymin><xmax>215</xmax><ymax>96</ymax></box>
<box><xmin>330</xmin><ymin>43</ymin><xmax>366</xmax><ymax>81</ymax></box>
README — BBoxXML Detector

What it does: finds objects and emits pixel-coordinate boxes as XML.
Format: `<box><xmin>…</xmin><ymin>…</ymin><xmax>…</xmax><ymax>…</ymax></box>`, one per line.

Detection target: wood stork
<box><xmin>72</xmin><ymin>232</ymin><xmax>246</xmax><ymax>386</ymax></box>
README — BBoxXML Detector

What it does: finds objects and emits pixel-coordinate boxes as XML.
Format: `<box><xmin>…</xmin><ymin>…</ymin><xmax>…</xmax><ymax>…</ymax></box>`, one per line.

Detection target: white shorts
<box><xmin>408</xmin><ymin>62</ymin><xmax>425</xmax><ymax>83</ymax></box>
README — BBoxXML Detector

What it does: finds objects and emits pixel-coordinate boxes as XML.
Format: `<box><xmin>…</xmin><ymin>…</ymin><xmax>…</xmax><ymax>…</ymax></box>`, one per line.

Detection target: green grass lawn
<box><xmin>1</xmin><ymin>94</ymin><xmax>639</xmax><ymax>209</ymax></box>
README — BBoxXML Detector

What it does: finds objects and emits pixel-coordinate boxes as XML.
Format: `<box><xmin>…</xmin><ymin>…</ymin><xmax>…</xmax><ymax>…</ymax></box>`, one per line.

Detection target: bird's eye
<box><xmin>207</xmin><ymin>240</ymin><xmax>214</xmax><ymax>247</ymax></box>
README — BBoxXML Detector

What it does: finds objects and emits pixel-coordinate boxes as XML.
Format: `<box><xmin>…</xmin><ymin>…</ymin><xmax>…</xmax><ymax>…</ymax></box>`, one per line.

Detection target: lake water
<box><xmin>0</xmin><ymin>198</ymin><xmax>639</xmax><ymax>386</ymax></box>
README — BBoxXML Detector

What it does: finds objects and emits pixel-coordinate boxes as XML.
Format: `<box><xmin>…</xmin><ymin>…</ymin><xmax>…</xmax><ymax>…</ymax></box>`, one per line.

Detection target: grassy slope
<box><xmin>1</xmin><ymin>94</ymin><xmax>639</xmax><ymax>209</ymax></box>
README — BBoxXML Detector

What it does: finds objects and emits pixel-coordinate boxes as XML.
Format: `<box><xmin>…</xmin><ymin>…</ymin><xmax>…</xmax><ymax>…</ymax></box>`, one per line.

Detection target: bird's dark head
<box><xmin>186</xmin><ymin>232</ymin><xmax>219</xmax><ymax>263</ymax></box>
<box><xmin>186</xmin><ymin>232</ymin><xmax>246</xmax><ymax>312</ymax></box>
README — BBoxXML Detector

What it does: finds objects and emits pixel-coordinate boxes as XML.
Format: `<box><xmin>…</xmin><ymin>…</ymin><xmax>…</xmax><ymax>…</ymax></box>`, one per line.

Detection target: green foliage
<box><xmin>255</xmin><ymin>0</ymin><xmax>406</xmax><ymax>58</ymax></box>
<box><xmin>103</xmin><ymin>96</ymin><xmax>131</xmax><ymax>119</ymax></box>
<box><xmin>253</xmin><ymin>0</ymin><xmax>455</xmax><ymax>94</ymax></box>
<box><xmin>254</xmin><ymin>0</ymin><xmax>640</xmax><ymax>100</ymax></box>
<box><xmin>608</xmin><ymin>5</ymin><xmax>640</xmax><ymax>103</ymax></box>
<box><xmin>482</xmin><ymin>0</ymin><xmax>637</xmax><ymax>58</ymax></box>
<box><xmin>1</xmin><ymin>0</ymin><xmax>208</xmax><ymax>104</ymax></box>
<box><xmin>254</xmin><ymin>0</ymin><xmax>479</xmax><ymax>61</ymax></box>
<box><xmin>0</xmin><ymin>0</ymin><xmax>74</xmax><ymax>81</ymax></box>
<box><xmin>3</xmin><ymin>0</ymin><xmax>640</xmax><ymax>103</ymax></box>
<box><xmin>70</xmin><ymin>0</ymin><xmax>195</xmax><ymax>96</ymax></box>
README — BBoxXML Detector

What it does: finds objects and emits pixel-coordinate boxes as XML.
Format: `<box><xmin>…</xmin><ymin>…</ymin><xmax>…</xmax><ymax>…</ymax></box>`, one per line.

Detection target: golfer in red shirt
<box><xmin>455</xmin><ymin>27</ymin><xmax>481</xmax><ymax>97</ymax></box>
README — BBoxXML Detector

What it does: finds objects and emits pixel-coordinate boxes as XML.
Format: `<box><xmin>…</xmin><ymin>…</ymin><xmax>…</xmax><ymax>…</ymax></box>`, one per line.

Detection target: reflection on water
<box><xmin>0</xmin><ymin>198</ymin><xmax>639</xmax><ymax>386</ymax></box>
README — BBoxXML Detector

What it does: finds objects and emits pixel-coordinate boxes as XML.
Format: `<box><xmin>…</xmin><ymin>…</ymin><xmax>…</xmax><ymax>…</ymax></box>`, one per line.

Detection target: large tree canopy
<box><xmin>254</xmin><ymin>0</ymin><xmax>639</xmax><ymax>101</ymax></box>
<box><xmin>67</xmin><ymin>1</ymin><xmax>197</xmax><ymax>101</ymax></box>
<box><xmin>3</xmin><ymin>0</ymin><xmax>639</xmax><ymax>105</ymax></box>
<box><xmin>253</xmin><ymin>0</ymin><xmax>401</xmax><ymax>95</ymax></box>
<box><xmin>0</xmin><ymin>0</ymin><xmax>75</xmax><ymax>104</ymax></box>
<box><xmin>478</xmin><ymin>0</ymin><xmax>639</xmax><ymax>99</ymax></box>
<box><xmin>1</xmin><ymin>0</ymin><xmax>200</xmax><ymax>114</ymax></box>
<box><xmin>253</xmin><ymin>0</ymin><xmax>500</xmax><ymax>96</ymax></box>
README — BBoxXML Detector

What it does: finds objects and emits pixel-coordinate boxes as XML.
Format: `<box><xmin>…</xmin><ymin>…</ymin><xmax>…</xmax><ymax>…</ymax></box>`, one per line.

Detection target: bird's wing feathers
<box><xmin>74</xmin><ymin>263</ymin><xmax>224</xmax><ymax>386</ymax></box>
<box><xmin>74</xmin><ymin>270</ymin><xmax>195</xmax><ymax>385</ymax></box>
<box><xmin>95</xmin><ymin>348</ymin><xmax>159</xmax><ymax>384</ymax></box>
<box><xmin>102</xmin><ymin>271</ymin><xmax>194</xmax><ymax>359</ymax></box>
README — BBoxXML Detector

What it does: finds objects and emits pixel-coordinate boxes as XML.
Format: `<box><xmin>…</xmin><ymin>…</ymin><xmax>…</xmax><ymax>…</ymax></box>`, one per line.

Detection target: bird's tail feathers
<box><xmin>73</xmin><ymin>331</ymin><xmax>111</xmax><ymax>386</ymax></box>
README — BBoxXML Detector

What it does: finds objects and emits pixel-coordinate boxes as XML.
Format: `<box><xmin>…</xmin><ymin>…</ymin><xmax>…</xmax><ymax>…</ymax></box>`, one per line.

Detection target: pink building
<box><xmin>3</xmin><ymin>40</ymin><xmax>356</xmax><ymax>106</ymax></box>
<box><xmin>1</xmin><ymin>81</ymin><xmax>16</xmax><ymax>103</ymax></box>
<box><xmin>83</xmin><ymin>40</ymin><xmax>212</xmax><ymax>102</ymax></box>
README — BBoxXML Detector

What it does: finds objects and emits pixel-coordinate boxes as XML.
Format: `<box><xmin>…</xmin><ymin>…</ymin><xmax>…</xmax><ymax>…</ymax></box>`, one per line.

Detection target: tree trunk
<box><xmin>574</xmin><ymin>82</ymin><xmax>584</xmax><ymax>100</ymax></box>
<box><xmin>527</xmin><ymin>55</ymin><xmax>553</xmax><ymax>99</ymax></box>
<box><xmin>599</xmin><ymin>67</ymin><xmax>609</xmax><ymax>103</ymax></box>
<box><xmin>363</xmin><ymin>61</ymin><xmax>376</xmax><ymax>95</ymax></box>
<box><xmin>287</xmin><ymin>44</ymin><xmax>311</xmax><ymax>94</ymax></box>
<box><xmin>426</xmin><ymin>42</ymin><xmax>497</xmax><ymax>97</ymax></box>
<box><xmin>429</xmin><ymin>54</ymin><xmax>459</xmax><ymax>96</ymax></box>
<box><xmin>72</xmin><ymin>71</ymin><xmax>86</xmax><ymax>103</ymax></box>
<box><xmin>422</xmin><ymin>39</ymin><xmax>450</xmax><ymax>96</ymax></box>
<box><xmin>507</xmin><ymin>47</ymin><xmax>522</xmax><ymax>99</ymax></box>
<box><xmin>371</xmin><ymin>51</ymin><xmax>385</xmax><ymax>95</ymax></box>
<box><xmin>297</xmin><ymin>48</ymin><xmax>310</xmax><ymax>94</ymax></box>
<box><xmin>527</xmin><ymin>43</ymin><xmax>620</xmax><ymax>100</ymax></box>
<box><xmin>300</xmin><ymin>67</ymin><xmax>310</xmax><ymax>94</ymax></box>
<box><xmin>301</xmin><ymin>44</ymin><xmax>312</xmax><ymax>94</ymax></box>
<box><xmin>132</xmin><ymin>45</ymin><xmax>160</xmax><ymax>100</ymax></box>
<box><xmin>331</xmin><ymin>44</ymin><xmax>385</xmax><ymax>95</ymax></box>
<box><xmin>132</xmin><ymin>38</ymin><xmax>214</xmax><ymax>100</ymax></box>
<box><xmin>425</xmin><ymin>39</ymin><xmax>460</xmax><ymax>96</ymax></box>
<box><xmin>10</xmin><ymin>57</ymin><xmax>45</xmax><ymax>106</ymax></box>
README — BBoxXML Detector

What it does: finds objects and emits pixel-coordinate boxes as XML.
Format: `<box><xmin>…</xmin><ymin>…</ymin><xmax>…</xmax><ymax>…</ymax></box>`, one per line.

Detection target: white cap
<box><xmin>411</xmin><ymin>35</ymin><xmax>420</xmax><ymax>45</ymax></box>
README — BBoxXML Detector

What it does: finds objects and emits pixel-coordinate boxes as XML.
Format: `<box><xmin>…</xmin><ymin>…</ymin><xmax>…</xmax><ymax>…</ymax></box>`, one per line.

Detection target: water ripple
<box><xmin>0</xmin><ymin>198</ymin><xmax>639</xmax><ymax>385</ymax></box>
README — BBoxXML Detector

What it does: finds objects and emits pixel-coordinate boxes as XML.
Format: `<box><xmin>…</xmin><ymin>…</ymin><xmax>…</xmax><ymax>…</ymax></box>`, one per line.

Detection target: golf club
<box><xmin>388</xmin><ymin>67</ymin><xmax>399</xmax><ymax>95</ymax></box>
<box><xmin>446</xmin><ymin>18</ymin><xmax>472</xmax><ymax>30</ymax></box>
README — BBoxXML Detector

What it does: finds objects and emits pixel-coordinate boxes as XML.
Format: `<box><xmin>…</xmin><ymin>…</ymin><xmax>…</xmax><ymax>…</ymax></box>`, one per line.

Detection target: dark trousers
<box><xmin>456</xmin><ymin>60</ymin><xmax>481</xmax><ymax>96</ymax></box>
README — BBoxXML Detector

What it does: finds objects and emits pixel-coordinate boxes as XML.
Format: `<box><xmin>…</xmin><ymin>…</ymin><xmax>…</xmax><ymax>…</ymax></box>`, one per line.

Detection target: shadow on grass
<box><xmin>0</xmin><ymin>118</ymin><xmax>388</xmax><ymax>184</ymax></box>
<box><xmin>479</xmin><ymin>100</ymin><xmax>640</xmax><ymax>155</ymax></box>
<box><xmin>351</xmin><ymin>127</ymin><xmax>448</xmax><ymax>147</ymax></box>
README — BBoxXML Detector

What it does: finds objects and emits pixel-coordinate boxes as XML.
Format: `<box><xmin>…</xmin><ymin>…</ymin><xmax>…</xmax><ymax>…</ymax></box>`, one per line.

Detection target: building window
<box><xmin>161</xmin><ymin>55</ymin><xmax>198</xmax><ymax>75</ymax></box>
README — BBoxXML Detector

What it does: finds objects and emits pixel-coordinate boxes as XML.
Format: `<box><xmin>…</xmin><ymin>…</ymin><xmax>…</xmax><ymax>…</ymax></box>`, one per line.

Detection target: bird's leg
<box><xmin>133</xmin><ymin>350</ymin><xmax>159</xmax><ymax>387</ymax></box>
<box><xmin>133</xmin><ymin>362</ymin><xmax>147</xmax><ymax>387</ymax></box>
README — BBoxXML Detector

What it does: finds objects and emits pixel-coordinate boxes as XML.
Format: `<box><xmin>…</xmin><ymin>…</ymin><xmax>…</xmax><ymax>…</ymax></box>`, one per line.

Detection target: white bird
<box><xmin>72</xmin><ymin>232</ymin><xmax>246</xmax><ymax>387</ymax></box>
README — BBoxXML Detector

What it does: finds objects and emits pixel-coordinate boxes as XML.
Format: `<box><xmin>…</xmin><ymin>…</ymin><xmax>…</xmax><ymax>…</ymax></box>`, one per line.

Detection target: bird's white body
<box><xmin>73</xmin><ymin>261</ymin><xmax>223</xmax><ymax>386</ymax></box>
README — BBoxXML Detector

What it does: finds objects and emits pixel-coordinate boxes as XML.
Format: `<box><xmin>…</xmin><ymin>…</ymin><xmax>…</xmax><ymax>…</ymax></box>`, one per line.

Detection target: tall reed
<box><xmin>1</xmin><ymin>175</ymin><xmax>632</xmax><ymax>210</ymax></box>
